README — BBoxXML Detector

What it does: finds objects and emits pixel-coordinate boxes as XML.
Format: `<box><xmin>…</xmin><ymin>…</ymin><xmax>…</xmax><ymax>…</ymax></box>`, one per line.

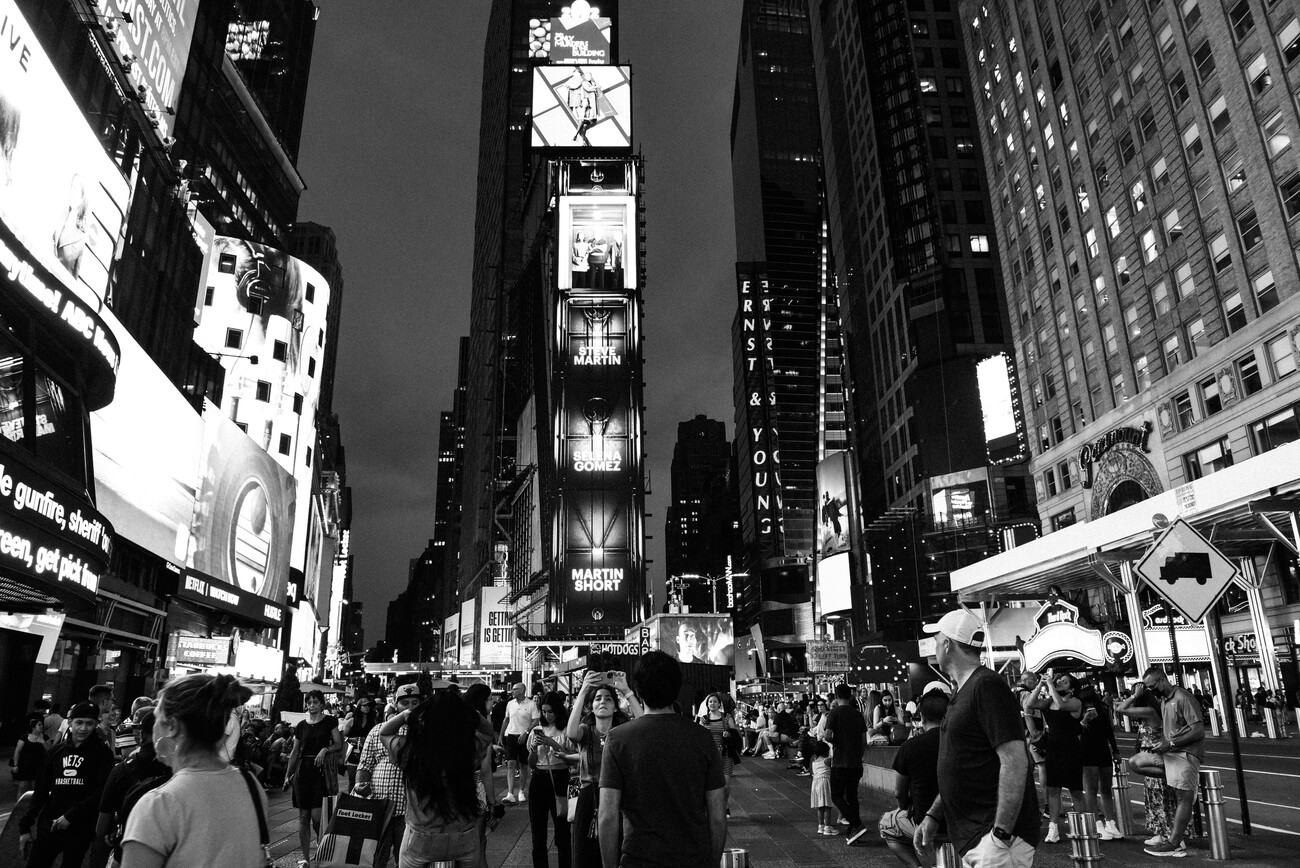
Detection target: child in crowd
<box><xmin>811</xmin><ymin>739</ymin><xmax>835</xmax><ymax>835</ymax></box>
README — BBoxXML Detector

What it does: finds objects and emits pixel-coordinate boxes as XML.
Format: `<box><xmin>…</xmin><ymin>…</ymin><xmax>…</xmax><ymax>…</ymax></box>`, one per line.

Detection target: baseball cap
<box><xmin>68</xmin><ymin>701</ymin><xmax>100</xmax><ymax>722</ymax></box>
<box><xmin>923</xmin><ymin>608</ymin><xmax>987</xmax><ymax>646</ymax></box>
<box><xmin>394</xmin><ymin>683</ymin><xmax>423</xmax><ymax>701</ymax></box>
<box><xmin>921</xmin><ymin>680</ymin><xmax>953</xmax><ymax>697</ymax></box>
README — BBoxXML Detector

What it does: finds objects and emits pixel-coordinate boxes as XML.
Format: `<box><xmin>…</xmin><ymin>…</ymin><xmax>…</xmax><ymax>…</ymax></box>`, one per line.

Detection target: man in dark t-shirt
<box><xmin>880</xmin><ymin>690</ymin><xmax>948</xmax><ymax>868</ymax></box>
<box><xmin>599</xmin><ymin>651</ymin><xmax>726</xmax><ymax>868</ymax></box>
<box><xmin>916</xmin><ymin>609</ymin><xmax>1039</xmax><ymax>868</ymax></box>
<box><xmin>822</xmin><ymin>683</ymin><xmax>869</xmax><ymax>843</ymax></box>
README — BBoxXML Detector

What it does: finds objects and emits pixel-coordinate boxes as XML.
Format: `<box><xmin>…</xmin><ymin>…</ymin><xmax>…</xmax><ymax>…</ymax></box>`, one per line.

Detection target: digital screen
<box><xmin>977</xmin><ymin>353</ymin><xmax>1027</xmax><ymax>464</ymax></box>
<box><xmin>564</xmin><ymin>160</ymin><xmax>630</xmax><ymax>194</ymax></box>
<box><xmin>0</xmin><ymin>0</ymin><xmax>130</xmax><ymax>308</ymax></box>
<box><xmin>531</xmin><ymin>66</ymin><xmax>632</xmax><ymax>149</ymax></box>
<box><xmin>479</xmin><ymin>585</ymin><xmax>513</xmax><ymax>666</ymax></box>
<box><xmin>652</xmin><ymin>614</ymin><xmax>735</xmax><ymax>666</ymax></box>
<box><xmin>817</xmin><ymin>552</ymin><xmax>852</xmax><ymax>616</ymax></box>
<box><xmin>816</xmin><ymin>451</ymin><xmax>851</xmax><ymax>560</ymax></box>
<box><xmin>558</xmin><ymin>196</ymin><xmax>635</xmax><ymax>290</ymax></box>
<box><xmin>543</xmin><ymin>7</ymin><xmax>612</xmax><ymax>64</ymax></box>
<box><xmin>103</xmin><ymin>0</ymin><xmax>200</xmax><ymax>137</ymax></box>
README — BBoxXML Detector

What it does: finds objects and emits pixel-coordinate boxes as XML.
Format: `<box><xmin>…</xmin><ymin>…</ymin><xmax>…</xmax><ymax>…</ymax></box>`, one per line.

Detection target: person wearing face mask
<box><xmin>96</xmin><ymin>710</ymin><xmax>171</xmax><ymax>868</ymax></box>
<box><xmin>18</xmin><ymin>702</ymin><xmax>115</xmax><ymax>868</ymax></box>
<box><xmin>117</xmin><ymin>674</ymin><xmax>266</xmax><ymax>867</ymax></box>
<box><xmin>566</xmin><ymin>671</ymin><xmax>639</xmax><ymax>868</ymax></box>
<box><xmin>1128</xmin><ymin>667</ymin><xmax>1206</xmax><ymax>858</ymax></box>
<box><xmin>285</xmin><ymin>689</ymin><xmax>344</xmax><ymax>862</ymax></box>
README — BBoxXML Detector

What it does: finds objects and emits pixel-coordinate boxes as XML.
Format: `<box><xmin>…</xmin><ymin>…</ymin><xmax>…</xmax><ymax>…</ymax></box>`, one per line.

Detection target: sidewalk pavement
<box><xmin>260</xmin><ymin>754</ymin><xmax>1297</xmax><ymax>867</ymax></box>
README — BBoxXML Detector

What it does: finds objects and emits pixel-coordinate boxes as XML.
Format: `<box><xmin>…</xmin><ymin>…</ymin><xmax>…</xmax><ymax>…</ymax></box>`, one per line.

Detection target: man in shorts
<box><xmin>499</xmin><ymin>682</ymin><xmax>538</xmax><ymax>804</ymax></box>
<box><xmin>880</xmin><ymin>689</ymin><xmax>948</xmax><ymax>867</ymax></box>
<box><xmin>1129</xmin><ymin>666</ymin><xmax>1206</xmax><ymax>858</ymax></box>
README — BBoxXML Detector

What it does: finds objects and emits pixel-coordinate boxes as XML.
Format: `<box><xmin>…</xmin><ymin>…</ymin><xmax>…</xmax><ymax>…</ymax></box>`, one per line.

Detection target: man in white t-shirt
<box><xmin>500</xmin><ymin>682</ymin><xmax>539</xmax><ymax>804</ymax></box>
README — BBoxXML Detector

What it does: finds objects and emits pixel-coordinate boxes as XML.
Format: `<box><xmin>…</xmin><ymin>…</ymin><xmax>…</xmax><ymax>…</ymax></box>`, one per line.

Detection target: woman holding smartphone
<box><xmin>527</xmin><ymin>692</ymin><xmax>577</xmax><ymax>868</ymax></box>
<box><xmin>566</xmin><ymin>671</ymin><xmax>640</xmax><ymax>868</ymax></box>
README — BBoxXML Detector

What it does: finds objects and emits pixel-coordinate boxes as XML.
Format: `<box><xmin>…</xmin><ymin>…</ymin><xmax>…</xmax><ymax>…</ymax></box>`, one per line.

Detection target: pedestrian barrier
<box><xmin>1110</xmin><ymin>759</ymin><xmax>1134</xmax><ymax>836</ymax></box>
<box><xmin>935</xmin><ymin>842</ymin><xmax>959</xmax><ymax>868</ymax></box>
<box><xmin>1065</xmin><ymin>811</ymin><xmax>1103</xmax><ymax>868</ymax></box>
<box><xmin>721</xmin><ymin>847</ymin><xmax>749</xmax><ymax>868</ymax></box>
<box><xmin>1198</xmin><ymin>770</ymin><xmax>1231</xmax><ymax>861</ymax></box>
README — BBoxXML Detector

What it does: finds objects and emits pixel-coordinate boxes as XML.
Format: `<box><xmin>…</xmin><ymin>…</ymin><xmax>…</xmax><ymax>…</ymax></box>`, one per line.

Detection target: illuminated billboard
<box><xmin>551</xmin><ymin>291</ymin><xmax>644</xmax><ymax>636</ymax></box>
<box><xmin>534</xmin><ymin>4</ymin><xmax>613</xmax><ymax>64</ymax></box>
<box><xmin>479</xmin><ymin>585</ymin><xmax>513</xmax><ymax>666</ymax></box>
<box><xmin>976</xmin><ymin>353</ymin><xmax>1028</xmax><ymax>464</ymax></box>
<box><xmin>102</xmin><ymin>0</ymin><xmax>200</xmax><ymax>138</ymax></box>
<box><xmin>531</xmin><ymin>66</ymin><xmax>632</xmax><ymax>149</ymax></box>
<box><xmin>0</xmin><ymin>0</ymin><xmax>130</xmax><ymax>308</ymax></box>
<box><xmin>816</xmin><ymin>451</ymin><xmax>851</xmax><ymax>559</ymax></box>
<box><xmin>195</xmin><ymin>237</ymin><xmax>330</xmax><ymax>574</ymax></box>
<box><xmin>557</xmin><ymin>196</ymin><xmax>635</xmax><ymax>290</ymax></box>
<box><xmin>641</xmin><ymin>614</ymin><xmax>735</xmax><ymax>666</ymax></box>
<box><xmin>735</xmin><ymin>264</ymin><xmax>784</xmax><ymax>556</ymax></box>
<box><xmin>817</xmin><ymin>552</ymin><xmax>852</xmax><ymax>617</ymax></box>
<box><xmin>459</xmin><ymin>597</ymin><xmax>477</xmax><ymax>663</ymax></box>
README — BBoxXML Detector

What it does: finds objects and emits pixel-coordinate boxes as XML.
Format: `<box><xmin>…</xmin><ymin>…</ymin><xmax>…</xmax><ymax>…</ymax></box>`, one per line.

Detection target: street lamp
<box><xmin>768</xmin><ymin>653</ymin><xmax>786</xmax><ymax>688</ymax></box>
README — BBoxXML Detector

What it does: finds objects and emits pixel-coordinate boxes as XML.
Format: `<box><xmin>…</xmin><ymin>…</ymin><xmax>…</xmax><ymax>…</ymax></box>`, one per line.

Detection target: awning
<box><xmin>951</xmin><ymin>440</ymin><xmax>1300</xmax><ymax>600</ymax></box>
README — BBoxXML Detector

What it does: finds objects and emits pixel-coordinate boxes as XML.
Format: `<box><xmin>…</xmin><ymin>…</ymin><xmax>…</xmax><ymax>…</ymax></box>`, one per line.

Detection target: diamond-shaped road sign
<box><xmin>1133</xmin><ymin>518</ymin><xmax>1240</xmax><ymax>625</ymax></box>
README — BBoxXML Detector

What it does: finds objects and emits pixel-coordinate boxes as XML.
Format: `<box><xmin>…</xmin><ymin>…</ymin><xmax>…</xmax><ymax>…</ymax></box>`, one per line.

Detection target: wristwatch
<box><xmin>992</xmin><ymin>826</ymin><xmax>1013</xmax><ymax>842</ymax></box>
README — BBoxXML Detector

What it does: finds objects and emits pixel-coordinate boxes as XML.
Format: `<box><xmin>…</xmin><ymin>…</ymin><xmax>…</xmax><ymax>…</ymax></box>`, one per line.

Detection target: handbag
<box><xmin>239</xmin><ymin>768</ymin><xmax>275</xmax><ymax>868</ymax></box>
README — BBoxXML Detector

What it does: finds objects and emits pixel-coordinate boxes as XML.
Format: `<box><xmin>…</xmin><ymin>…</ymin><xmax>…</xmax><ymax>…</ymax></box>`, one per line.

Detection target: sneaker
<box><xmin>1098</xmin><ymin>823</ymin><xmax>1122</xmax><ymax>841</ymax></box>
<box><xmin>518</xmin><ymin>792</ymin><xmax>527</xmax><ymax>803</ymax></box>
<box><xmin>817</xmin><ymin>824</ymin><xmax>827</xmax><ymax>835</ymax></box>
<box><xmin>837</xmin><ymin>818</ymin><xmax>851</xmax><ymax>826</ymax></box>
<box><xmin>1145</xmin><ymin>841</ymin><xmax>1187</xmax><ymax>858</ymax></box>
<box><xmin>795</xmin><ymin>769</ymin><xmax>811</xmax><ymax>777</ymax></box>
<box><xmin>822</xmin><ymin>826</ymin><xmax>840</xmax><ymax>836</ymax></box>
<box><xmin>1144</xmin><ymin>835</ymin><xmax>1166</xmax><ymax>847</ymax></box>
<box><xmin>1044</xmin><ymin>823</ymin><xmax>1060</xmax><ymax>844</ymax></box>
<box><xmin>845</xmin><ymin>826</ymin><xmax>869</xmax><ymax>845</ymax></box>
<box><xmin>762</xmin><ymin>751</ymin><xmax>778</xmax><ymax>759</ymax></box>
<box><xmin>1105</xmin><ymin>820</ymin><xmax>1125</xmax><ymax>840</ymax></box>
<box><xmin>502</xmin><ymin>793</ymin><xmax>517</xmax><ymax>804</ymax></box>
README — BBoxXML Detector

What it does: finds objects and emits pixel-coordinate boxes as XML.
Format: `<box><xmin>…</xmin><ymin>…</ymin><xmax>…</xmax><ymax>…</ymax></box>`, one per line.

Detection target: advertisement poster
<box><xmin>649</xmin><ymin>614</ymin><xmax>734</xmax><ymax>666</ymax></box>
<box><xmin>187</xmin><ymin>403</ymin><xmax>296</xmax><ymax>611</ymax></box>
<box><xmin>101</xmin><ymin>0</ymin><xmax>201</xmax><ymax>138</ymax></box>
<box><xmin>459</xmin><ymin>597</ymin><xmax>477</xmax><ymax>664</ymax></box>
<box><xmin>546</xmin><ymin>9</ymin><xmax>612</xmax><ymax>64</ymax></box>
<box><xmin>531</xmin><ymin>65</ymin><xmax>632</xmax><ymax>149</ymax></box>
<box><xmin>816</xmin><ymin>552</ymin><xmax>852</xmax><ymax>617</ymax></box>
<box><xmin>0</xmin><ymin>0</ymin><xmax>130</xmax><ymax>308</ymax></box>
<box><xmin>557</xmin><ymin>196</ymin><xmax>635</xmax><ymax>290</ymax></box>
<box><xmin>479</xmin><ymin>585</ymin><xmax>514</xmax><ymax>666</ymax></box>
<box><xmin>442</xmin><ymin>613</ymin><xmax>459</xmax><ymax>662</ymax></box>
<box><xmin>816</xmin><ymin>451</ymin><xmax>851</xmax><ymax>559</ymax></box>
<box><xmin>977</xmin><ymin>353</ymin><xmax>1027</xmax><ymax>464</ymax></box>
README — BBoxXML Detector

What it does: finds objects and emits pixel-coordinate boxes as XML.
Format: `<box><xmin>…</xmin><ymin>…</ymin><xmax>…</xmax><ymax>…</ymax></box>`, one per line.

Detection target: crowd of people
<box><xmin>6</xmin><ymin>609</ymin><xmax>1238</xmax><ymax>868</ymax></box>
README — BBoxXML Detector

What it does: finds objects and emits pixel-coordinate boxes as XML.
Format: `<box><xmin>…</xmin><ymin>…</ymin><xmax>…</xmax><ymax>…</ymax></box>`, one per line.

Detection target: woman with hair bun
<box><xmin>119</xmin><ymin>673</ymin><xmax>267</xmax><ymax>867</ymax></box>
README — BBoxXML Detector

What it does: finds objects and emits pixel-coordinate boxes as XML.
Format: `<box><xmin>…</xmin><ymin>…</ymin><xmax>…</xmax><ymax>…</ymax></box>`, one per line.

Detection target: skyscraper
<box><xmin>665</xmin><ymin>415</ymin><xmax>736</xmax><ymax>610</ymax></box>
<box><xmin>808</xmin><ymin>0</ymin><xmax>1037</xmax><ymax>641</ymax></box>
<box><xmin>731</xmin><ymin>0</ymin><xmax>837</xmax><ymax>647</ymax></box>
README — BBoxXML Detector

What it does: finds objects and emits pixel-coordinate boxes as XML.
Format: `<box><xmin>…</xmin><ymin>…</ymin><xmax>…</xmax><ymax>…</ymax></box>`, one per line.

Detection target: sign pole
<box><xmin>1164</xmin><ymin>601</ymin><xmax>1184</xmax><ymax>687</ymax></box>
<box><xmin>1209</xmin><ymin>607</ymin><xmax>1250</xmax><ymax>835</ymax></box>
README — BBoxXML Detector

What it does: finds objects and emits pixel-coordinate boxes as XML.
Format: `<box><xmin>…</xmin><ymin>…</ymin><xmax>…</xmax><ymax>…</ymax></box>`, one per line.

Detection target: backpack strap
<box><xmin>239</xmin><ymin>768</ymin><xmax>272</xmax><ymax>865</ymax></box>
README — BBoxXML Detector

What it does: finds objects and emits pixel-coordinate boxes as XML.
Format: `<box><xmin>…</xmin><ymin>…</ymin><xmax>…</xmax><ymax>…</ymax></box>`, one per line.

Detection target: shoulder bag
<box><xmin>240</xmin><ymin>768</ymin><xmax>275</xmax><ymax>868</ymax></box>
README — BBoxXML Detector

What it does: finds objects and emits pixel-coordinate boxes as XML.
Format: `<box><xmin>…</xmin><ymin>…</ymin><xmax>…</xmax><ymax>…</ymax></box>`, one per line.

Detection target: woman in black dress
<box><xmin>285</xmin><ymin>690</ymin><xmax>343</xmax><ymax>862</ymax></box>
<box><xmin>1028</xmin><ymin>670</ymin><xmax>1086</xmax><ymax>844</ymax></box>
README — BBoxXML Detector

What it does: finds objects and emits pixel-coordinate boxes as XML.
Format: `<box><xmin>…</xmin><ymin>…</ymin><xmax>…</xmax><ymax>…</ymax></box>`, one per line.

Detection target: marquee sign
<box><xmin>1079</xmin><ymin>422</ymin><xmax>1152</xmax><ymax>488</ymax></box>
<box><xmin>1020</xmin><ymin>598</ymin><xmax>1106</xmax><ymax>671</ymax></box>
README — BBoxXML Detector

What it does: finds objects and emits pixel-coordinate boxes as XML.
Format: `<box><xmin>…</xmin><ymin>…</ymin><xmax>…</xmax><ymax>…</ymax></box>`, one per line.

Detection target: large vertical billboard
<box><xmin>552</xmin><ymin>295</ymin><xmax>642</xmax><ymax>635</ymax></box>
<box><xmin>0</xmin><ymin>0</ymin><xmax>130</xmax><ymax>309</ymax></box>
<box><xmin>816</xmin><ymin>451</ymin><xmax>851</xmax><ymax>559</ymax></box>
<box><xmin>736</xmin><ymin>264</ymin><xmax>784</xmax><ymax>557</ymax></box>
<box><xmin>977</xmin><ymin>353</ymin><xmax>1028</xmax><ymax>464</ymax></box>
<box><xmin>479</xmin><ymin>585</ymin><xmax>514</xmax><ymax>666</ymax></box>
<box><xmin>532</xmin><ymin>4</ymin><xmax>613</xmax><ymax>64</ymax></box>
<box><xmin>531</xmin><ymin>66</ymin><xmax>632</xmax><ymax>149</ymax></box>
<box><xmin>557</xmin><ymin>195</ymin><xmax>636</xmax><ymax>290</ymax></box>
<box><xmin>100</xmin><ymin>0</ymin><xmax>200</xmax><ymax>138</ymax></box>
<box><xmin>194</xmin><ymin>237</ymin><xmax>330</xmax><ymax>577</ymax></box>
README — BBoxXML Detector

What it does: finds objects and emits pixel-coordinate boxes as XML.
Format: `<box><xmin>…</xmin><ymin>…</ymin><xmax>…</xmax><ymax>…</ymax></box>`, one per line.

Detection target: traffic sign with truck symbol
<box><xmin>1133</xmin><ymin>518</ymin><xmax>1239</xmax><ymax>624</ymax></box>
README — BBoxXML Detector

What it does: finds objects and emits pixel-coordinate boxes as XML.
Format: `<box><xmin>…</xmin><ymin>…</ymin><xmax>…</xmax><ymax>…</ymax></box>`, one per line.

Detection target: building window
<box><xmin>218</xmin><ymin>253</ymin><xmax>237</xmax><ymax>274</ymax></box>
<box><xmin>1151</xmin><ymin>156</ymin><xmax>1169</xmax><ymax>191</ymax></box>
<box><xmin>1253</xmin><ymin>269</ymin><xmax>1278</xmax><ymax>313</ymax></box>
<box><xmin>1112</xmin><ymin>372</ymin><xmax>1128</xmax><ymax>400</ymax></box>
<box><xmin>1052</xmin><ymin>509</ymin><xmax>1077</xmax><ymax>531</ymax></box>
<box><xmin>1187</xmin><ymin>318</ymin><xmax>1207</xmax><ymax>356</ymax></box>
<box><xmin>306</xmin><ymin>283</ymin><xmax>316</xmax><ymax>303</ymax></box>
<box><xmin>1209</xmin><ymin>233</ymin><xmax>1231</xmax><ymax>272</ymax></box>
<box><xmin>1192</xmin><ymin>41</ymin><xmax>1216</xmax><ymax>81</ymax></box>
<box><xmin>1182</xmin><ymin>123</ymin><xmax>1203</xmax><ymax>159</ymax></box>
<box><xmin>1268</xmin><ymin>334</ymin><xmax>1297</xmax><ymax>378</ymax></box>
<box><xmin>1252</xmin><ymin>407</ymin><xmax>1300</xmax><ymax>453</ymax></box>
<box><xmin>1129</xmin><ymin>62</ymin><xmax>1146</xmax><ymax>92</ymax></box>
<box><xmin>1209</xmin><ymin>96</ymin><xmax>1231</xmax><ymax>137</ymax></box>
<box><xmin>1279</xmin><ymin>18</ymin><xmax>1300</xmax><ymax>64</ymax></box>
<box><xmin>1106</xmin><ymin>206</ymin><xmax>1121</xmax><ymax>238</ymax></box>
<box><xmin>1245</xmin><ymin>54</ymin><xmax>1270</xmax><ymax>96</ymax></box>
<box><xmin>1164</xmin><ymin>334</ymin><xmax>1182</xmax><ymax>370</ymax></box>
<box><xmin>1110</xmin><ymin>87</ymin><xmax>1127</xmax><ymax>118</ymax></box>
<box><xmin>1152</xmin><ymin>280</ymin><xmax>1170</xmax><ymax>315</ymax></box>
<box><xmin>1223</xmin><ymin>292</ymin><xmax>1247</xmax><ymax>332</ymax></box>
<box><xmin>1136</xmin><ymin>354</ymin><xmax>1152</xmax><ymax>390</ymax></box>
<box><xmin>1280</xmin><ymin>173</ymin><xmax>1300</xmax><ymax>219</ymax></box>
<box><xmin>1224</xmin><ymin>154</ymin><xmax>1247</xmax><ymax>194</ymax></box>
<box><xmin>1059</xmin><ymin>461</ymin><xmax>1073</xmax><ymax>490</ymax></box>
<box><xmin>225</xmin><ymin>328</ymin><xmax>242</xmax><ymax>349</ymax></box>
<box><xmin>293</xmin><ymin>393</ymin><xmax>304</xmax><ymax>414</ymax></box>
<box><xmin>255</xmin><ymin>380</ymin><xmax>271</xmax><ymax>402</ymax></box>
<box><xmin>1181</xmin><ymin>0</ymin><xmax>1202</xmax><ymax>29</ymax></box>
<box><xmin>272</xmin><ymin>340</ymin><xmax>288</xmax><ymax>362</ymax></box>
<box><xmin>1236</xmin><ymin>209</ymin><xmax>1262</xmax><ymax>250</ymax></box>
<box><xmin>278</xmin><ymin>434</ymin><xmax>292</xmax><ymax>455</ymax></box>
<box><xmin>1104</xmin><ymin>322</ymin><xmax>1119</xmax><ymax>354</ymax></box>
<box><xmin>1085</xmin><ymin>228</ymin><xmax>1099</xmax><ymax>259</ymax></box>
<box><xmin>1229</xmin><ymin>0</ymin><xmax>1254</xmax><ymax>40</ymax></box>
<box><xmin>204</xmin><ymin>286</ymin><xmax>214</xmax><ymax>306</ymax></box>
<box><xmin>1141</xmin><ymin>229</ymin><xmax>1159</xmax><ymax>263</ymax></box>
<box><xmin>1169</xmin><ymin>71</ymin><xmax>1189</xmax><ymax>109</ymax></box>
<box><xmin>1237</xmin><ymin>351</ymin><xmax>1263</xmax><ymax>395</ymax></box>
<box><xmin>1044</xmin><ymin>468</ymin><xmax>1059</xmax><ymax>496</ymax></box>
<box><xmin>1176</xmin><ymin>261</ymin><xmax>1195</xmax><ymax>298</ymax></box>
<box><xmin>1174</xmin><ymin>391</ymin><xmax>1195</xmax><ymax>428</ymax></box>
<box><xmin>308</xmin><ymin>357</ymin><xmax>317</xmax><ymax>377</ymax></box>
<box><xmin>1185</xmin><ymin>437</ymin><xmax>1233</xmax><ymax>480</ymax></box>
<box><xmin>1158</xmin><ymin>22</ymin><xmax>1175</xmax><ymax>53</ymax></box>
<box><xmin>970</xmin><ymin>234</ymin><xmax>990</xmax><ymax>253</ymax></box>
<box><xmin>1262</xmin><ymin>111</ymin><xmax>1290</xmax><ymax>156</ymax></box>
<box><xmin>1200</xmin><ymin>375</ymin><xmax>1222</xmax><ymax>415</ymax></box>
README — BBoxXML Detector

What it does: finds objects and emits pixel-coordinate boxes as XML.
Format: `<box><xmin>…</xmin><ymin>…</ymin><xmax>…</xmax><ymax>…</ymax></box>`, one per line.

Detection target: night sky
<box><xmin>295</xmin><ymin>2</ymin><xmax>744</xmax><ymax>641</ymax></box>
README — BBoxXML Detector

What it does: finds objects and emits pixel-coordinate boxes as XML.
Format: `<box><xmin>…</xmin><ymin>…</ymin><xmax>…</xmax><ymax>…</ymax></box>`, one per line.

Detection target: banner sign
<box><xmin>100</xmin><ymin>0</ymin><xmax>201</xmax><ymax>138</ymax></box>
<box><xmin>178</xmin><ymin>569</ymin><xmax>283</xmax><ymax>627</ymax></box>
<box><xmin>168</xmin><ymin>633</ymin><xmax>233</xmax><ymax>667</ymax></box>
<box><xmin>805</xmin><ymin>639</ymin><xmax>850</xmax><ymax>673</ymax></box>
<box><xmin>479</xmin><ymin>585</ymin><xmax>514</xmax><ymax>666</ymax></box>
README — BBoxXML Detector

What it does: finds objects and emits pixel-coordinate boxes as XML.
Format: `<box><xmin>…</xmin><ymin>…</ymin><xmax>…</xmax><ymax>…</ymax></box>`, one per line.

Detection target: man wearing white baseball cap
<box><xmin>913</xmin><ymin>609</ymin><xmax>1039</xmax><ymax>868</ymax></box>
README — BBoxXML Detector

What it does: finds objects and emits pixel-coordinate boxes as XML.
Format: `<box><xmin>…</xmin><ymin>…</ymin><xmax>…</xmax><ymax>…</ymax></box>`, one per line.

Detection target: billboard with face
<box><xmin>646</xmin><ymin>614</ymin><xmax>735</xmax><ymax>666</ymax></box>
<box><xmin>0</xmin><ymin>0</ymin><xmax>130</xmax><ymax>309</ymax></box>
<box><xmin>816</xmin><ymin>451</ymin><xmax>851</xmax><ymax>559</ymax></box>
<box><xmin>531</xmin><ymin>66</ymin><xmax>632</xmax><ymax>149</ymax></box>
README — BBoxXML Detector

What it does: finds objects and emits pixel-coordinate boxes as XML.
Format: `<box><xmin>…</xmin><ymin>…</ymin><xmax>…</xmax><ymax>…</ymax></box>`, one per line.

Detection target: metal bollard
<box><xmin>1199</xmin><ymin>770</ymin><xmax>1231</xmax><ymax>860</ymax></box>
<box><xmin>1208</xmin><ymin>709</ymin><xmax>1221</xmax><ymax>737</ymax></box>
<box><xmin>1235</xmin><ymin>707</ymin><xmax>1248</xmax><ymax>735</ymax></box>
<box><xmin>935</xmin><ymin>843</ymin><xmax>960</xmax><ymax>868</ymax></box>
<box><xmin>720</xmin><ymin>847</ymin><xmax>749</xmax><ymax>868</ymax></box>
<box><xmin>1110</xmin><ymin>759</ymin><xmax>1134</xmax><ymax>836</ymax></box>
<box><xmin>1066</xmin><ymin>812</ymin><xmax>1104</xmax><ymax>868</ymax></box>
<box><xmin>1264</xmin><ymin>708</ymin><xmax>1279</xmax><ymax>739</ymax></box>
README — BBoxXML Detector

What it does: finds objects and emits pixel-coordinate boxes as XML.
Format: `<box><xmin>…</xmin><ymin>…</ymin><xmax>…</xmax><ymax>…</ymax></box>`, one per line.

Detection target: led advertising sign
<box><xmin>177</xmin><ymin>569</ymin><xmax>284</xmax><ymax>628</ymax></box>
<box><xmin>0</xmin><ymin>0</ymin><xmax>130</xmax><ymax>309</ymax></box>
<box><xmin>976</xmin><ymin>353</ymin><xmax>1027</xmax><ymax>465</ymax></box>
<box><xmin>531</xmin><ymin>66</ymin><xmax>632</xmax><ymax>149</ymax></box>
<box><xmin>646</xmin><ymin>614</ymin><xmax>735</xmax><ymax>666</ymax></box>
<box><xmin>100</xmin><ymin>0</ymin><xmax>201</xmax><ymax>139</ymax></box>
<box><xmin>557</xmin><ymin>196</ymin><xmax>635</xmax><ymax>290</ymax></box>
<box><xmin>537</xmin><ymin>2</ymin><xmax>613</xmax><ymax>64</ymax></box>
<box><xmin>0</xmin><ymin>445</ymin><xmax>112</xmax><ymax>601</ymax></box>
<box><xmin>553</xmin><ymin>292</ymin><xmax>643</xmax><ymax>636</ymax></box>
<box><xmin>816</xmin><ymin>451</ymin><xmax>851</xmax><ymax>560</ymax></box>
<box><xmin>479</xmin><ymin>585</ymin><xmax>513</xmax><ymax>666</ymax></box>
<box><xmin>736</xmin><ymin>264</ymin><xmax>784</xmax><ymax>555</ymax></box>
<box><xmin>459</xmin><ymin>597</ymin><xmax>477</xmax><ymax>663</ymax></box>
<box><xmin>816</xmin><ymin>552</ymin><xmax>852</xmax><ymax>617</ymax></box>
